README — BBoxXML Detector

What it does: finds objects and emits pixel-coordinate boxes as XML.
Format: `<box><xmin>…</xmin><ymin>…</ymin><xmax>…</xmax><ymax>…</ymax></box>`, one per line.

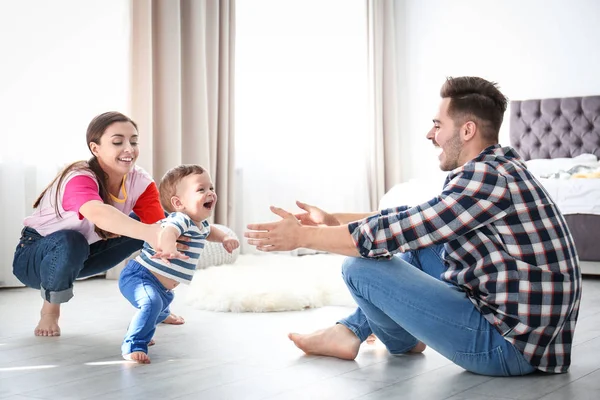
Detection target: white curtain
<box><xmin>129</xmin><ymin>0</ymin><xmax>236</xmax><ymax>227</ymax></box>
<box><xmin>235</xmin><ymin>0</ymin><xmax>371</xmax><ymax>254</ymax></box>
<box><xmin>366</xmin><ymin>0</ymin><xmax>404</xmax><ymax>209</ymax></box>
<box><xmin>0</xmin><ymin>0</ymin><xmax>131</xmax><ymax>287</ymax></box>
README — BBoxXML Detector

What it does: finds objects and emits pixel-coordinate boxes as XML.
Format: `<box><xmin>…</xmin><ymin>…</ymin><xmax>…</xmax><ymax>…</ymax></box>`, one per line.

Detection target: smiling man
<box><xmin>245</xmin><ymin>76</ymin><xmax>582</xmax><ymax>376</ymax></box>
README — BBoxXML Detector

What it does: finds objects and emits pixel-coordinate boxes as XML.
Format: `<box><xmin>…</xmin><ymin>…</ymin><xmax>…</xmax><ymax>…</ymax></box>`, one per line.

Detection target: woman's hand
<box><xmin>148</xmin><ymin>225</ymin><xmax>190</xmax><ymax>264</ymax></box>
<box><xmin>294</xmin><ymin>201</ymin><xmax>339</xmax><ymax>226</ymax></box>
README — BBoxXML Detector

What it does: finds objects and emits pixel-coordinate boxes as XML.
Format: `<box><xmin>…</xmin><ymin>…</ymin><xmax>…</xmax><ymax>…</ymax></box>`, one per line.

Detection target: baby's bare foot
<box><xmin>35</xmin><ymin>314</ymin><xmax>61</xmax><ymax>337</ymax></box>
<box><xmin>162</xmin><ymin>313</ymin><xmax>185</xmax><ymax>325</ymax></box>
<box><xmin>123</xmin><ymin>351</ymin><xmax>151</xmax><ymax>364</ymax></box>
<box><xmin>288</xmin><ymin>324</ymin><xmax>361</xmax><ymax>360</ymax></box>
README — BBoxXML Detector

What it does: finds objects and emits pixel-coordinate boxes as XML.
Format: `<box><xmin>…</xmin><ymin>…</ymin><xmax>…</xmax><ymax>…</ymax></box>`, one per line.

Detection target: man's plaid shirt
<box><xmin>348</xmin><ymin>145</ymin><xmax>582</xmax><ymax>373</ymax></box>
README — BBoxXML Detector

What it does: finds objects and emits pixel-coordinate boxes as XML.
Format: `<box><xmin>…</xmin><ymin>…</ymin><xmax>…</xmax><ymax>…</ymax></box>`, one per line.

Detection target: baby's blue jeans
<box><xmin>338</xmin><ymin>245</ymin><xmax>536</xmax><ymax>377</ymax></box>
<box><xmin>119</xmin><ymin>260</ymin><xmax>174</xmax><ymax>355</ymax></box>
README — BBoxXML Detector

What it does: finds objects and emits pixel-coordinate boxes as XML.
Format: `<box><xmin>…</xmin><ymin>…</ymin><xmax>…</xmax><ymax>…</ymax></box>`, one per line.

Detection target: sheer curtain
<box><xmin>129</xmin><ymin>0</ymin><xmax>236</xmax><ymax>227</ymax></box>
<box><xmin>235</xmin><ymin>0</ymin><xmax>371</xmax><ymax>254</ymax></box>
<box><xmin>0</xmin><ymin>0</ymin><xmax>131</xmax><ymax>287</ymax></box>
<box><xmin>366</xmin><ymin>0</ymin><xmax>404</xmax><ymax>209</ymax></box>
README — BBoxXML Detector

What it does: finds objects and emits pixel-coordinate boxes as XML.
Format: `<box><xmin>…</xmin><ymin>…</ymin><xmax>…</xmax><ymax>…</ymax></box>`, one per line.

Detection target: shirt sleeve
<box><xmin>348</xmin><ymin>163</ymin><xmax>513</xmax><ymax>258</ymax></box>
<box><xmin>161</xmin><ymin>212</ymin><xmax>194</xmax><ymax>235</ymax></box>
<box><xmin>379</xmin><ymin>206</ymin><xmax>411</xmax><ymax>215</ymax></box>
<box><xmin>133</xmin><ymin>182</ymin><xmax>166</xmax><ymax>223</ymax></box>
<box><xmin>200</xmin><ymin>220</ymin><xmax>211</xmax><ymax>237</ymax></box>
<box><xmin>62</xmin><ymin>176</ymin><xmax>103</xmax><ymax>219</ymax></box>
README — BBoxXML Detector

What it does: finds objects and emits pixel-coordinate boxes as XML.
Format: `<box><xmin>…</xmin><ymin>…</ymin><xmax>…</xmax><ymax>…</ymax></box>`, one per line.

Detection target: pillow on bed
<box><xmin>525</xmin><ymin>153</ymin><xmax>598</xmax><ymax>178</ymax></box>
<box><xmin>379</xmin><ymin>172</ymin><xmax>446</xmax><ymax>210</ymax></box>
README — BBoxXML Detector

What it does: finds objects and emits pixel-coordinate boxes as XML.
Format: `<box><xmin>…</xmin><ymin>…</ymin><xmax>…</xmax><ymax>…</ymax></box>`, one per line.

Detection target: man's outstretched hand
<box><xmin>294</xmin><ymin>201</ymin><xmax>340</xmax><ymax>227</ymax></box>
<box><xmin>245</xmin><ymin>206</ymin><xmax>304</xmax><ymax>252</ymax></box>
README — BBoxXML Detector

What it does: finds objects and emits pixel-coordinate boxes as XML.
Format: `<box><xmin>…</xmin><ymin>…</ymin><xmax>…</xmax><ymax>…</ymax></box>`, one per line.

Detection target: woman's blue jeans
<box><xmin>338</xmin><ymin>245</ymin><xmax>536</xmax><ymax>377</ymax></box>
<box><xmin>12</xmin><ymin>226</ymin><xmax>144</xmax><ymax>303</ymax></box>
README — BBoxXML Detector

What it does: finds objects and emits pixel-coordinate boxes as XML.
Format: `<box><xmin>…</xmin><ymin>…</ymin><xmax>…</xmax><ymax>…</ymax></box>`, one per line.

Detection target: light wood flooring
<box><xmin>1</xmin><ymin>274</ymin><xmax>600</xmax><ymax>400</ymax></box>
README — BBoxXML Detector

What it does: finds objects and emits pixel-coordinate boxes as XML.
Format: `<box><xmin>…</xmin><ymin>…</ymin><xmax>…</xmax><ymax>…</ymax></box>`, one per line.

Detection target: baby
<box><xmin>119</xmin><ymin>164</ymin><xmax>239</xmax><ymax>363</ymax></box>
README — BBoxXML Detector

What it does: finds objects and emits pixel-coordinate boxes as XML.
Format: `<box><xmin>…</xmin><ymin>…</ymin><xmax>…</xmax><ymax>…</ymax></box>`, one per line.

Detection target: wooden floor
<box><xmin>1</xmin><ymin>275</ymin><xmax>599</xmax><ymax>400</ymax></box>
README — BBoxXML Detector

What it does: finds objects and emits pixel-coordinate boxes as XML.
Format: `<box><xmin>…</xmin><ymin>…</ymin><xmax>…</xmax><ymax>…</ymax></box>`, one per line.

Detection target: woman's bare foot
<box><xmin>123</xmin><ymin>351</ymin><xmax>151</xmax><ymax>364</ymax></box>
<box><xmin>162</xmin><ymin>313</ymin><xmax>185</xmax><ymax>325</ymax></box>
<box><xmin>35</xmin><ymin>301</ymin><xmax>61</xmax><ymax>337</ymax></box>
<box><xmin>288</xmin><ymin>324</ymin><xmax>361</xmax><ymax>360</ymax></box>
<box><xmin>149</xmin><ymin>339</ymin><xmax>155</xmax><ymax>346</ymax></box>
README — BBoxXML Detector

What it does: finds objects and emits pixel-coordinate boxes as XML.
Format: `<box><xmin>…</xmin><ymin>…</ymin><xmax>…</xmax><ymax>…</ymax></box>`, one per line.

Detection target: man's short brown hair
<box><xmin>159</xmin><ymin>164</ymin><xmax>206</xmax><ymax>213</ymax></box>
<box><xmin>440</xmin><ymin>76</ymin><xmax>508</xmax><ymax>143</ymax></box>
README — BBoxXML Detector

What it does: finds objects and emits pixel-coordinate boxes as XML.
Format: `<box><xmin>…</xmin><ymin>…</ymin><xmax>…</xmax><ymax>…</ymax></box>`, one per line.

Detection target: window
<box><xmin>236</xmin><ymin>0</ymin><xmax>370</xmax><ymax>253</ymax></box>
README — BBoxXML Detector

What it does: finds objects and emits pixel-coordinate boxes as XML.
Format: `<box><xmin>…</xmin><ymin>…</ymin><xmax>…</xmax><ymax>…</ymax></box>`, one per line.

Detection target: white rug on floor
<box><xmin>186</xmin><ymin>253</ymin><xmax>356</xmax><ymax>312</ymax></box>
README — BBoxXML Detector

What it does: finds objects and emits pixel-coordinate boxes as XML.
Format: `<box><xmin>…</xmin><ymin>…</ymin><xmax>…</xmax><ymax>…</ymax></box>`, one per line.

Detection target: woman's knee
<box><xmin>41</xmin><ymin>231</ymin><xmax>90</xmax><ymax>286</ymax></box>
<box><xmin>49</xmin><ymin>230</ymin><xmax>90</xmax><ymax>259</ymax></box>
<box><xmin>13</xmin><ymin>230</ymin><xmax>89</xmax><ymax>288</ymax></box>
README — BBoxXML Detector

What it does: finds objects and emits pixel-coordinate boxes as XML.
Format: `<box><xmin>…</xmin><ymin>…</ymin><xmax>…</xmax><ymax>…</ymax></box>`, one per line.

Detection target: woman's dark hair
<box><xmin>33</xmin><ymin>111</ymin><xmax>138</xmax><ymax>239</ymax></box>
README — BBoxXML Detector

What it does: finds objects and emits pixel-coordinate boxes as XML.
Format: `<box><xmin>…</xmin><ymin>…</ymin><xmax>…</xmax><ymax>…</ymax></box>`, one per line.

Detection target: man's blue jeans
<box><xmin>13</xmin><ymin>227</ymin><xmax>144</xmax><ymax>303</ymax></box>
<box><xmin>338</xmin><ymin>245</ymin><xmax>536</xmax><ymax>377</ymax></box>
<box><xmin>119</xmin><ymin>260</ymin><xmax>173</xmax><ymax>355</ymax></box>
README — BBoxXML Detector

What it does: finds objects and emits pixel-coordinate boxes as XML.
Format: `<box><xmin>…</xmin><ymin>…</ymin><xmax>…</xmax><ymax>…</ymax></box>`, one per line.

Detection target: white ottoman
<box><xmin>196</xmin><ymin>224</ymin><xmax>240</xmax><ymax>269</ymax></box>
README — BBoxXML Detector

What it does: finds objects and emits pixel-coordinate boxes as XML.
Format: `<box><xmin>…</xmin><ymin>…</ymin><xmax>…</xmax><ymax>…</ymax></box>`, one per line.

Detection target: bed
<box><xmin>510</xmin><ymin>95</ymin><xmax>600</xmax><ymax>275</ymax></box>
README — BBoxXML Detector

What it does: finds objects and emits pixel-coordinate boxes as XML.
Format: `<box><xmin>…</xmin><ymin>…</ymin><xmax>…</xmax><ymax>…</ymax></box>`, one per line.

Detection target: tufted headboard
<box><xmin>509</xmin><ymin>95</ymin><xmax>600</xmax><ymax>160</ymax></box>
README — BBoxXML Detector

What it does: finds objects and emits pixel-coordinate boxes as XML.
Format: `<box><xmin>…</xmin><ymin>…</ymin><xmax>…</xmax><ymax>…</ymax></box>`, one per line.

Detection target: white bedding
<box><xmin>537</xmin><ymin>178</ymin><xmax>600</xmax><ymax>215</ymax></box>
<box><xmin>528</xmin><ymin>154</ymin><xmax>600</xmax><ymax>216</ymax></box>
<box><xmin>379</xmin><ymin>156</ymin><xmax>600</xmax><ymax>216</ymax></box>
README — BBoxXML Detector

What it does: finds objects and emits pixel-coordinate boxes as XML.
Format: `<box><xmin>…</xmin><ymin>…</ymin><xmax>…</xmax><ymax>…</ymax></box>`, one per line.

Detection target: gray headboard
<box><xmin>509</xmin><ymin>95</ymin><xmax>600</xmax><ymax>160</ymax></box>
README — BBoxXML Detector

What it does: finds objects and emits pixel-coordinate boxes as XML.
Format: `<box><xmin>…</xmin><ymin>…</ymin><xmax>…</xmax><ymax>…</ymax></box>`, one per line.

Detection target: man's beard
<box><xmin>439</xmin><ymin>129</ymin><xmax>462</xmax><ymax>171</ymax></box>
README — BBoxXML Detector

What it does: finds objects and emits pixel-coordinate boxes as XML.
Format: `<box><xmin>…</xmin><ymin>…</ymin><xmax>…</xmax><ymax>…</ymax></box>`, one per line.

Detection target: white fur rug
<box><xmin>186</xmin><ymin>253</ymin><xmax>356</xmax><ymax>312</ymax></box>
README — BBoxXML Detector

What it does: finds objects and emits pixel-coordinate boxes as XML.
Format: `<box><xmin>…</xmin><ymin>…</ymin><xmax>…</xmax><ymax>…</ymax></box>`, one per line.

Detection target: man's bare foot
<box><xmin>366</xmin><ymin>334</ymin><xmax>377</xmax><ymax>344</ymax></box>
<box><xmin>149</xmin><ymin>339</ymin><xmax>155</xmax><ymax>346</ymax></box>
<box><xmin>123</xmin><ymin>351</ymin><xmax>151</xmax><ymax>364</ymax></box>
<box><xmin>35</xmin><ymin>301</ymin><xmax>61</xmax><ymax>337</ymax></box>
<box><xmin>162</xmin><ymin>313</ymin><xmax>185</xmax><ymax>325</ymax></box>
<box><xmin>410</xmin><ymin>341</ymin><xmax>427</xmax><ymax>353</ymax></box>
<box><xmin>288</xmin><ymin>324</ymin><xmax>361</xmax><ymax>360</ymax></box>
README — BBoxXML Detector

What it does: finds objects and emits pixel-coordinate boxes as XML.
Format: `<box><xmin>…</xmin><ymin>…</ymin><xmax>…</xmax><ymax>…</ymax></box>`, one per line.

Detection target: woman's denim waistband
<box><xmin>21</xmin><ymin>226</ymin><xmax>42</xmax><ymax>239</ymax></box>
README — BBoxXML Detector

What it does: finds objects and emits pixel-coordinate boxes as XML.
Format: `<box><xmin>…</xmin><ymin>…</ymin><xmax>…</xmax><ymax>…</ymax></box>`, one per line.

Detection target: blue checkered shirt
<box><xmin>348</xmin><ymin>145</ymin><xmax>582</xmax><ymax>373</ymax></box>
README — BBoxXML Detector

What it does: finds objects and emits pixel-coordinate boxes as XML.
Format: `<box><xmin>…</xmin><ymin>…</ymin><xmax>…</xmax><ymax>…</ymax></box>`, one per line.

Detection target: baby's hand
<box><xmin>222</xmin><ymin>236</ymin><xmax>240</xmax><ymax>254</ymax></box>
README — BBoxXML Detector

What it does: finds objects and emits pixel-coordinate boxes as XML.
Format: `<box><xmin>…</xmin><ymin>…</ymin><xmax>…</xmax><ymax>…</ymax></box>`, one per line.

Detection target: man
<box><xmin>245</xmin><ymin>76</ymin><xmax>581</xmax><ymax>376</ymax></box>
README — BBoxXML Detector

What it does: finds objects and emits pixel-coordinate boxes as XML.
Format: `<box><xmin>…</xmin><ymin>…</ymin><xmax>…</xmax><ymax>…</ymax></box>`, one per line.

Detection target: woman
<box><xmin>13</xmin><ymin>111</ymin><xmax>186</xmax><ymax>337</ymax></box>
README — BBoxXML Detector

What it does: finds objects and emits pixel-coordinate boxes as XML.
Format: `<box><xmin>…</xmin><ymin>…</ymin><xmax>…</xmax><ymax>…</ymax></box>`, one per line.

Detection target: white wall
<box><xmin>396</xmin><ymin>0</ymin><xmax>600</xmax><ymax>181</ymax></box>
<box><xmin>0</xmin><ymin>0</ymin><xmax>130</xmax><ymax>287</ymax></box>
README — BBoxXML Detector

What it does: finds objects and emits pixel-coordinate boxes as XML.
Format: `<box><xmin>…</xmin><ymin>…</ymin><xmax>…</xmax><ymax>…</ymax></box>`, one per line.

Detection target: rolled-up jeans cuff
<box><xmin>337</xmin><ymin>320</ymin><xmax>369</xmax><ymax>342</ymax></box>
<box><xmin>40</xmin><ymin>285</ymin><xmax>73</xmax><ymax>304</ymax></box>
<box><xmin>388</xmin><ymin>339</ymin><xmax>421</xmax><ymax>355</ymax></box>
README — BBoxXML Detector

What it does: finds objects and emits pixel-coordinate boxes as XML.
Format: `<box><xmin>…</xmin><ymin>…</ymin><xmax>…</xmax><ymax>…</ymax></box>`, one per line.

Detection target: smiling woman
<box><xmin>11</xmin><ymin>112</ymin><xmax>174</xmax><ymax>338</ymax></box>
